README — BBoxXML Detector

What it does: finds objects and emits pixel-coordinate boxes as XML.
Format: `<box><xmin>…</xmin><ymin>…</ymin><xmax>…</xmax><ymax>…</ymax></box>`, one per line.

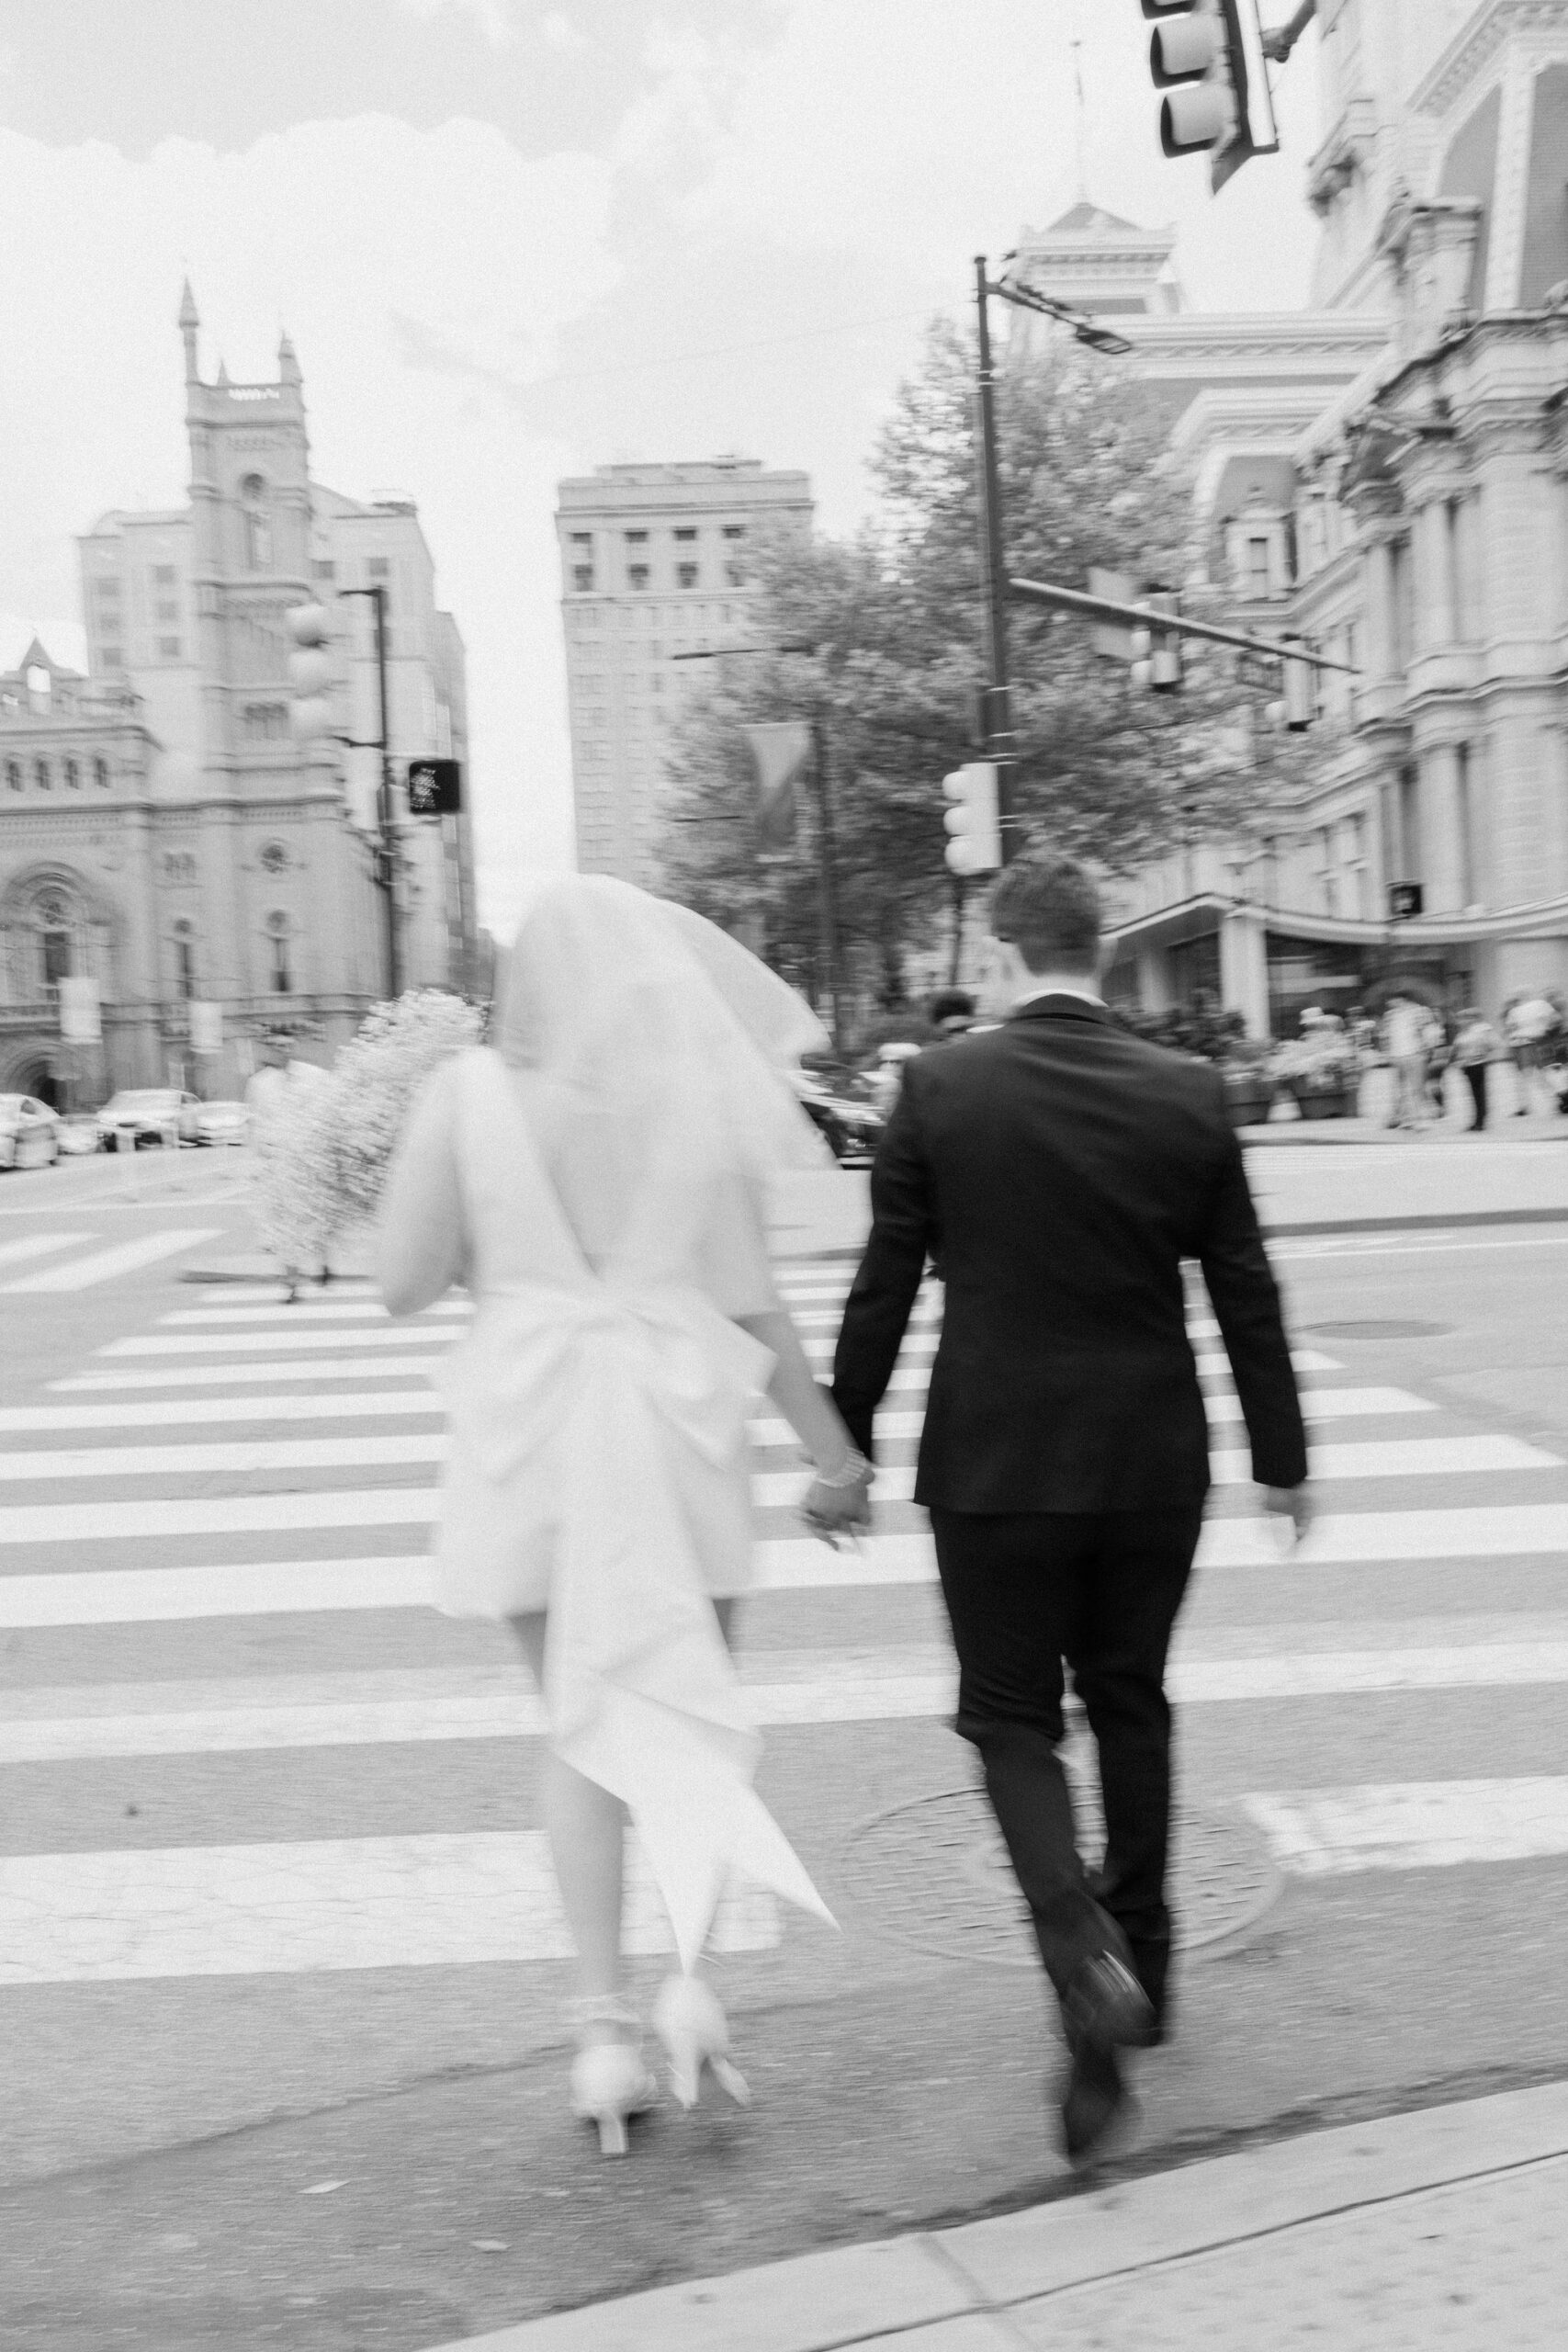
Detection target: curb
<box><xmin>417</xmin><ymin>2080</ymin><xmax>1568</xmax><ymax>2351</ymax></box>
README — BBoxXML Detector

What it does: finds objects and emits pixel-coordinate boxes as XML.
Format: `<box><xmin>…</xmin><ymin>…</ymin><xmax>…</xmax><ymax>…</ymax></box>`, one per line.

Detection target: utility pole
<box><xmin>810</xmin><ymin>714</ymin><xmax>845</xmax><ymax>1048</ymax></box>
<box><xmin>344</xmin><ymin>584</ymin><xmax>400</xmax><ymax>998</ymax></box>
<box><xmin>973</xmin><ymin>256</ymin><xmax>1018</xmax><ymax>865</ymax></box>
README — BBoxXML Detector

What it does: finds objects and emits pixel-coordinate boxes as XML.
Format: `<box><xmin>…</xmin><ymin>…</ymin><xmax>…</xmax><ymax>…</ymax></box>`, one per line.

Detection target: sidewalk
<box><xmin>429</xmin><ymin>2080</ymin><xmax>1568</xmax><ymax>2350</ymax></box>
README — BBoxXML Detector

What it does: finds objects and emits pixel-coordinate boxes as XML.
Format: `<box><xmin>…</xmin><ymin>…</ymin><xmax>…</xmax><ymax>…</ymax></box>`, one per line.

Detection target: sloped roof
<box><xmin>1045</xmin><ymin>201</ymin><xmax>1148</xmax><ymax>237</ymax></box>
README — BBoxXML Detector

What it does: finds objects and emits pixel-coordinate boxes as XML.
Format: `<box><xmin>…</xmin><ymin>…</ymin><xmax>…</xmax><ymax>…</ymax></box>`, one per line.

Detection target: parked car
<box><xmin>96</xmin><ymin>1090</ymin><xmax>203</xmax><ymax>1149</ymax></box>
<box><xmin>0</xmin><ymin>1094</ymin><xmax>62</xmax><ymax>1170</ymax></box>
<box><xmin>195</xmin><ymin>1100</ymin><xmax>251</xmax><ymax>1148</ymax></box>
<box><xmin>790</xmin><ymin>1069</ymin><xmax>886</xmax><ymax>1165</ymax></box>
<box><xmin>58</xmin><ymin>1115</ymin><xmax>101</xmax><ymax>1156</ymax></box>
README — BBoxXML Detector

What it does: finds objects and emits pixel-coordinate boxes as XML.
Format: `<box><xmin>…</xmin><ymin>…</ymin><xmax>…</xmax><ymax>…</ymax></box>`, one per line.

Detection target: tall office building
<box><xmin>556</xmin><ymin>458</ymin><xmax>812</xmax><ymax>888</ymax></box>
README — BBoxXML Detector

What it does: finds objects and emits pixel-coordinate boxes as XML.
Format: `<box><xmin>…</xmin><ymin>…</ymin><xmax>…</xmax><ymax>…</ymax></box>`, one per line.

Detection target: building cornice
<box><xmin>1413</xmin><ymin>0</ymin><xmax>1568</xmax><ymax>119</ymax></box>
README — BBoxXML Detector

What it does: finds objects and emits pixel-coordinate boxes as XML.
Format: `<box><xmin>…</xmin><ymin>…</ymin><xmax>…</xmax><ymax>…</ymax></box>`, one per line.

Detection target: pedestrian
<box><xmin>1382</xmin><ymin>993</ymin><xmax>1432</xmax><ymax>1127</ymax></box>
<box><xmin>1505</xmin><ymin>988</ymin><xmax>1562</xmax><ymax>1115</ymax></box>
<box><xmin>377</xmin><ymin>876</ymin><xmax>854</xmax><ymax>2156</ymax></box>
<box><xmin>928</xmin><ymin>988</ymin><xmax>977</xmax><ymax>1039</ymax></box>
<box><xmin>869</xmin><ymin>1038</ymin><xmax>921</xmax><ymax>1116</ymax></box>
<box><xmin>1451</xmin><ymin>1008</ymin><xmax>1499</xmax><ymax>1131</ymax></box>
<box><xmin>820</xmin><ymin>855</ymin><xmax>1309</xmax><ymax>2165</ymax></box>
<box><xmin>1423</xmin><ymin>1004</ymin><xmax>1453</xmax><ymax>1119</ymax></box>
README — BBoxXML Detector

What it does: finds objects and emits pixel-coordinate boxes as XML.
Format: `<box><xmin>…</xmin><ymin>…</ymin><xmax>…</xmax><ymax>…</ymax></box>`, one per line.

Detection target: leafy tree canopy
<box><xmin>659</xmin><ymin>316</ymin><xmax>1328</xmax><ymax>1010</ymax></box>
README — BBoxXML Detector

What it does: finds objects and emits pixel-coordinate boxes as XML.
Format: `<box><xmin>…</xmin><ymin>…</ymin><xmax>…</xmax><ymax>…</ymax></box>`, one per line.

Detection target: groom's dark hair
<box><xmin>989</xmin><ymin>855</ymin><xmax>1101</xmax><ymax>975</ymax></box>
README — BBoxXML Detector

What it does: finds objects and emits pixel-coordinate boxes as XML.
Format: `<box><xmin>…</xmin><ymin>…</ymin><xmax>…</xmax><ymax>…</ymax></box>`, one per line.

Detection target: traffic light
<box><xmin>942</xmin><ymin>762</ymin><xmax>1001</xmax><ymax>876</ymax></box>
<box><xmin>1281</xmin><ymin>637</ymin><xmax>1315</xmax><ymax>730</ymax></box>
<box><xmin>407</xmin><ymin>758</ymin><xmax>463</xmax><ymax>816</ymax></box>
<box><xmin>1129</xmin><ymin>588</ymin><xmax>1183</xmax><ymax>693</ymax></box>
<box><xmin>1142</xmin><ymin>1</ymin><xmax>1279</xmax><ymax>191</ymax></box>
<box><xmin>286</xmin><ymin>603</ymin><xmax>335</xmax><ymax>740</ymax></box>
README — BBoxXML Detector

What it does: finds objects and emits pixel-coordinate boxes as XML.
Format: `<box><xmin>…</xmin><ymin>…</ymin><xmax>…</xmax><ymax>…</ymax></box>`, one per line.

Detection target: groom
<box><xmin>815</xmin><ymin>854</ymin><xmax>1310</xmax><ymax>2162</ymax></box>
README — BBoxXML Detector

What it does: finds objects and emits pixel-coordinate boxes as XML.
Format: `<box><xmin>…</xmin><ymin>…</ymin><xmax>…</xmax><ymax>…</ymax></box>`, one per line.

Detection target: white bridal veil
<box><xmin>465</xmin><ymin>875</ymin><xmax>837</xmax><ymax>1967</ymax></box>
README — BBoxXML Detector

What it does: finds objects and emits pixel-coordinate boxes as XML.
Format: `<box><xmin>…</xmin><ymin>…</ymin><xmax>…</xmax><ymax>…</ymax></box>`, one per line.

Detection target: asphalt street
<box><xmin>0</xmin><ymin>1139</ymin><xmax>1566</xmax><ymax>2348</ymax></box>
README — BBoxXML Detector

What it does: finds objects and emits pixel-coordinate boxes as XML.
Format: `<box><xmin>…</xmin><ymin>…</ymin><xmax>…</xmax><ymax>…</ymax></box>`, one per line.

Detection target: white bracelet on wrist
<box><xmin>813</xmin><ymin>1447</ymin><xmax>871</xmax><ymax>1487</ymax></box>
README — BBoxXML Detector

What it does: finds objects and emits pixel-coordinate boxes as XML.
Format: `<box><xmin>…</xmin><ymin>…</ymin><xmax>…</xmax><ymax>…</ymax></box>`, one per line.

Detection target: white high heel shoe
<box><xmin>652</xmin><ymin>1973</ymin><xmax>751</xmax><ymax>2111</ymax></box>
<box><xmin>567</xmin><ymin>1999</ymin><xmax>659</xmax><ymax>2157</ymax></box>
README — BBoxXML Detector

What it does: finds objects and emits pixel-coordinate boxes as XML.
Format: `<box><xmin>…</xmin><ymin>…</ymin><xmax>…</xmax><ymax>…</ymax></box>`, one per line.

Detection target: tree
<box><xmin>659</xmin><ymin>317</ymin><xmax>1329</xmax><ymax>1012</ymax></box>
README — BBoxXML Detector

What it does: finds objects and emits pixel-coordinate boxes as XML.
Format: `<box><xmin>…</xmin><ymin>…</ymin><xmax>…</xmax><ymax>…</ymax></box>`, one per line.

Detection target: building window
<box><xmin>96</xmin><ymin>579</ymin><xmax>121</xmax><ymax>605</ymax></box>
<box><xmin>674</xmin><ymin>527</ymin><xmax>697</xmax><ymax>543</ymax></box>
<box><xmin>154</xmin><ymin>564</ymin><xmax>176</xmax><ymax>585</ymax></box>
<box><xmin>64</xmin><ymin>757</ymin><xmax>80</xmax><ymax>789</ymax></box>
<box><xmin>259</xmin><ymin>841</ymin><xmax>290</xmax><ymax>874</ymax></box>
<box><xmin>312</xmin><ymin>559</ymin><xmax>336</xmax><ymax>582</ymax></box>
<box><xmin>570</xmin><ymin>532</ymin><xmax>592</xmax><ymax>547</ymax></box>
<box><xmin>39</xmin><ymin>892</ymin><xmax>73</xmax><ymax>991</ymax></box>
<box><xmin>573</xmin><ymin>565</ymin><xmax>594</xmax><ymax>592</ymax></box>
<box><xmin>100</xmin><ymin>645</ymin><xmax>122</xmax><ymax>671</ymax></box>
<box><xmin>5</xmin><ymin>761</ymin><xmax>18</xmax><ymax>791</ymax></box>
<box><xmin>367</xmin><ymin>557</ymin><xmax>389</xmax><ymax>579</ymax></box>
<box><xmin>94</xmin><ymin>757</ymin><xmax>110</xmax><ymax>788</ymax></box>
<box><xmin>628</xmin><ymin>565</ymin><xmax>649</xmax><ymax>590</ymax></box>
<box><xmin>625</xmin><ymin>530</ymin><xmax>648</xmax><ymax>545</ymax></box>
<box><xmin>33</xmin><ymin>757</ymin><xmax>50</xmax><ymax>791</ymax></box>
<box><xmin>172</xmin><ymin>920</ymin><xmax>197</xmax><ymax>1001</ymax></box>
<box><xmin>725</xmin><ymin>561</ymin><xmax>746</xmax><ymax>587</ymax></box>
<box><xmin>241</xmin><ymin>474</ymin><xmax>272</xmax><ymax>571</ymax></box>
<box><xmin>163</xmin><ymin>851</ymin><xmax>197</xmax><ymax>884</ymax></box>
<box><xmin>265</xmin><ymin>910</ymin><xmax>292</xmax><ymax>994</ymax></box>
<box><xmin>155</xmin><ymin>601</ymin><xmax>179</xmax><ymax>624</ymax></box>
<box><xmin>677</xmin><ymin>563</ymin><xmax>699</xmax><ymax>589</ymax></box>
<box><xmin>243</xmin><ymin>703</ymin><xmax>288</xmax><ymax>741</ymax></box>
<box><xmin>158</xmin><ymin>638</ymin><xmax>181</xmax><ymax>659</ymax></box>
<box><xmin>1247</xmin><ymin>537</ymin><xmax>1271</xmax><ymax>598</ymax></box>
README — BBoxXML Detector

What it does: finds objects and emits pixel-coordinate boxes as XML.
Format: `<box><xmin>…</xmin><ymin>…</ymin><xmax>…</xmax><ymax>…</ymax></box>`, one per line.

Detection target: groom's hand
<box><xmin>802</xmin><ymin>1462</ymin><xmax>874</xmax><ymax>1538</ymax></box>
<box><xmin>1263</xmin><ymin>1482</ymin><xmax>1314</xmax><ymax>1547</ymax></box>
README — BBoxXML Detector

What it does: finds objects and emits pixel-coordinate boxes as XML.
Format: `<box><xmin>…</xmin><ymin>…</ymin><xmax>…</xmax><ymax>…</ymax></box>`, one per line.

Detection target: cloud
<box><xmin>0</xmin><ymin>116</ymin><xmax>620</xmax><ymax>931</ymax></box>
<box><xmin>394</xmin><ymin>0</ymin><xmax>522</xmax><ymax>48</ymax></box>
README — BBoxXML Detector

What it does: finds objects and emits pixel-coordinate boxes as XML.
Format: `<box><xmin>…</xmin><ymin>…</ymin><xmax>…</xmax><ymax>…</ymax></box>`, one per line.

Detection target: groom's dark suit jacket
<box><xmin>831</xmin><ymin>996</ymin><xmax>1308</xmax><ymax>1512</ymax></box>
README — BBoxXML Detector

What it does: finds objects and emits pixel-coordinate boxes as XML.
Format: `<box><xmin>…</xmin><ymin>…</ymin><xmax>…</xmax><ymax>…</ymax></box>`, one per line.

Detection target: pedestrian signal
<box><xmin>407</xmin><ymin>758</ymin><xmax>463</xmax><ymax>817</ymax></box>
<box><xmin>1142</xmin><ymin>1</ymin><xmax>1279</xmax><ymax>191</ymax></box>
<box><xmin>942</xmin><ymin>763</ymin><xmax>1001</xmax><ymax>876</ymax></box>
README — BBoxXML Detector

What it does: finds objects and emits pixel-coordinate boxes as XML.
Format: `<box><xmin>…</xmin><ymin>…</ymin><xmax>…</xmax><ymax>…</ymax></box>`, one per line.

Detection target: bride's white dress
<box><xmin>387</xmin><ymin>1043</ymin><xmax>832</xmax><ymax>1965</ymax></box>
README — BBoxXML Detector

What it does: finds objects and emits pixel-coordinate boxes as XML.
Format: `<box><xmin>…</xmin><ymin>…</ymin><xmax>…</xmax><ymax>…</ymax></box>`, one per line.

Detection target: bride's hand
<box><xmin>802</xmin><ymin>1451</ymin><xmax>874</xmax><ymax>1542</ymax></box>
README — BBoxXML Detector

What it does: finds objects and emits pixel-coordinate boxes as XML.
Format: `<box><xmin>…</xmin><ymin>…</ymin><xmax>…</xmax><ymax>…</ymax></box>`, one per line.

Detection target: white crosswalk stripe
<box><xmin>0</xmin><ymin>1228</ymin><xmax>222</xmax><ymax>1294</ymax></box>
<box><xmin>1</xmin><ymin>1257</ymin><xmax>1565</xmax><ymax>1986</ymax></box>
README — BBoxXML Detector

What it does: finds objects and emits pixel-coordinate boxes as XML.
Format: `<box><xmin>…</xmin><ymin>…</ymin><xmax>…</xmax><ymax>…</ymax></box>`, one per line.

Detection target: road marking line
<box><xmin>0</xmin><ymin>1230</ymin><xmax>221</xmax><ymax>1294</ymax></box>
<box><xmin>0</xmin><ymin>1233</ymin><xmax>93</xmax><ymax>1272</ymax></box>
<box><xmin>0</xmin><ymin>1489</ymin><xmax>440</xmax><ymax>1544</ymax></box>
<box><xmin>0</xmin><ymin>1836</ymin><xmax>779</xmax><ymax>1984</ymax></box>
<box><xmin>0</xmin><ymin>1391</ymin><xmax>446</xmax><ymax>1434</ymax></box>
<box><xmin>53</xmin><ymin>1357</ymin><xmax>452</xmax><ymax>1393</ymax></box>
<box><xmin>1244</xmin><ymin>1778</ymin><xmax>1568</xmax><ymax>1875</ymax></box>
<box><xmin>99</xmin><ymin>1323</ymin><xmax>459</xmax><ymax>1357</ymax></box>
<box><xmin>0</xmin><ymin>1434</ymin><xmax>449</xmax><ymax>1483</ymax></box>
<box><xmin>158</xmin><ymin>1301</ymin><xmax>470</xmax><ymax>1327</ymax></box>
<box><xmin>9</xmin><ymin>1645</ymin><xmax>1568</xmax><ymax>1763</ymax></box>
<box><xmin>0</xmin><ymin>1556</ymin><xmax>435</xmax><ymax>1625</ymax></box>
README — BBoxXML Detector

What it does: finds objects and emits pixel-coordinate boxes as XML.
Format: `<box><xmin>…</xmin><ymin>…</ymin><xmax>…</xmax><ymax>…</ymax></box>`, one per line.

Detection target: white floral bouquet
<box><xmin>255</xmin><ymin>989</ymin><xmax>484</xmax><ymax>1274</ymax></box>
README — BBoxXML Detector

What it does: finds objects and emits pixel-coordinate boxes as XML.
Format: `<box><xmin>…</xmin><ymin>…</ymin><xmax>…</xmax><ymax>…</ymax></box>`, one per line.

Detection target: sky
<box><xmin>1</xmin><ymin>0</ymin><xmax>1325</xmax><ymax>936</ymax></box>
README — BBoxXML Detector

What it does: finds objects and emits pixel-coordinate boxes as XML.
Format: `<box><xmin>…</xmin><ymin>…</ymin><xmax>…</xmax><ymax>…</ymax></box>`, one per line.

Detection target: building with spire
<box><xmin>2</xmin><ymin>287</ymin><xmax>476</xmax><ymax>1104</ymax></box>
<box><xmin>1047</xmin><ymin>1</ymin><xmax>1568</xmax><ymax>1036</ymax></box>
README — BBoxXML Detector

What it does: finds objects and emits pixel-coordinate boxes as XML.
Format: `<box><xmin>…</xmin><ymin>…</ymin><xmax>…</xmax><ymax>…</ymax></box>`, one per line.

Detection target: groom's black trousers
<box><xmin>929</xmin><ymin>1506</ymin><xmax>1203</xmax><ymax>2018</ymax></box>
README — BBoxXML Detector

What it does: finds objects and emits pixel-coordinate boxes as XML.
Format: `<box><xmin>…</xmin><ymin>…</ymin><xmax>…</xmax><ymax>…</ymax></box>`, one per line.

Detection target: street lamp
<box><xmin>970</xmin><ymin>258</ymin><xmax>1136</xmax><ymax>865</ymax></box>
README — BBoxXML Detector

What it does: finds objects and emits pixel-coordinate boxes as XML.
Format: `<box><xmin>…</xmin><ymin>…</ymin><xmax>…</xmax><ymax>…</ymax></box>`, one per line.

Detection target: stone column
<box><xmin>1420</xmin><ymin>741</ymin><xmax>1465</xmax><ymax>912</ymax></box>
<box><xmin>1219</xmin><ymin>908</ymin><xmax>1270</xmax><ymax>1038</ymax></box>
<box><xmin>1416</xmin><ymin>499</ymin><xmax>1455</xmax><ymax>650</ymax></box>
<box><xmin>1362</xmin><ymin>534</ymin><xmax>1395</xmax><ymax>679</ymax></box>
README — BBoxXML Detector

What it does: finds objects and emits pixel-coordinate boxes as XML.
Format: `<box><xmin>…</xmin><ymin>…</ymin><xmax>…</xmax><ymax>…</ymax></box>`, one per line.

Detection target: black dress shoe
<box><xmin>1057</xmin><ymin>1953</ymin><xmax>1154</xmax><ymax>2166</ymax></box>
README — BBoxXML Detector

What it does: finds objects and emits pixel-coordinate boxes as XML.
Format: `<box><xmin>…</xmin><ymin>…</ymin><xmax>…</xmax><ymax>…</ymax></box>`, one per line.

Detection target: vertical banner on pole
<box><xmin>742</xmin><ymin>722</ymin><xmax>813</xmax><ymax>853</ymax></box>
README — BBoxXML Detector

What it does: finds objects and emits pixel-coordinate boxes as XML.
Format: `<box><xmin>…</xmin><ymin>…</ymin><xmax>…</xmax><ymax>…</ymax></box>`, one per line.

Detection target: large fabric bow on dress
<box><xmin>438</xmin><ymin>1054</ymin><xmax>835</xmax><ymax>1973</ymax></box>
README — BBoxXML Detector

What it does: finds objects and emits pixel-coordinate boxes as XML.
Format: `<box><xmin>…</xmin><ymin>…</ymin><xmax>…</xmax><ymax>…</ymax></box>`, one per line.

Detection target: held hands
<box><xmin>802</xmin><ymin>1448</ymin><xmax>874</xmax><ymax>1547</ymax></box>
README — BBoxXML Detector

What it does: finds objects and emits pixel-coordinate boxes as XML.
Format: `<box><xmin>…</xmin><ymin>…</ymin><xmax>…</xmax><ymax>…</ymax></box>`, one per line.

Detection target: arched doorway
<box><xmin>2</xmin><ymin>1055</ymin><xmax>60</xmax><ymax>1109</ymax></box>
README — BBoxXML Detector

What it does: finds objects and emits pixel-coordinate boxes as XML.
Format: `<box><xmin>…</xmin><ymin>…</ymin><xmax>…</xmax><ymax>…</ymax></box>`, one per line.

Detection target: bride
<box><xmin>377</xmin><ymin>876</ymin><xmax>872</xmax><ymax>2154</ymax></box>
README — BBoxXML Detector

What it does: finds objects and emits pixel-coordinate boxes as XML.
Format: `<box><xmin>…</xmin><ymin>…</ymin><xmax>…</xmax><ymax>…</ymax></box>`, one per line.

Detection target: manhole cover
<box><xmin>1305</xmin><ymin>1319</ymin><xmax>1450</xmax><ymax>1340</ymax></box>
<box><xmin>841</xmin><ymin>1773</ymin><xmax>1281</xmax><ymax>1971</ymax></box>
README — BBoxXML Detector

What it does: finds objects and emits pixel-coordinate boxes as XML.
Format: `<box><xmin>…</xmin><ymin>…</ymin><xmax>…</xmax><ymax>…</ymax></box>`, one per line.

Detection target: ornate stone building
<box><xmin>1018</xmin><ymin>3</ymin><xmax>1568</xmax><ymax>1034</ymax></box>
<box><xmin>1</xmin><ymin>287</ymin><xmax>477</xmax><ymax>1103</ymax></box>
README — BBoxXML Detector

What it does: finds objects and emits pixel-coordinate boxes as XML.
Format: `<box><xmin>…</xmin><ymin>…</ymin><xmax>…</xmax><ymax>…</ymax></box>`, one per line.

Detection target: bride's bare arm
<box><xmin>735</xmin><ymin>1306</ymin><xmax>858</xmax><ymax>1476</ymax></box>
<box><xmin>378</xmin><ymin>1071</ymin><xmax>467</xmax><ymax>1317</ymax></box>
